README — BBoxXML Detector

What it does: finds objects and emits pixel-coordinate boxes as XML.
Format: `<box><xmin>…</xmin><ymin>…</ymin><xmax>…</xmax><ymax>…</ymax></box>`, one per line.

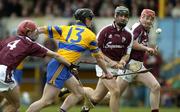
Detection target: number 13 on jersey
<box><xmin>66</xmin><ymin>27</ymin><xmax>84</xmax><ymax>43</ymax></box>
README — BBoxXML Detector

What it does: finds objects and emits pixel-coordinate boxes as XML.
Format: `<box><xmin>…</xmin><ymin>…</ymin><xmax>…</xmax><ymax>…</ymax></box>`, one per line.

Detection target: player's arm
<box><xmin>37</xmin><ymin>26</ymin><xmax>46</xmax><ymax>34</ymax></box>
<box><xmin>119</xmin><ymin>32</ymin><xmax>133</xmax><ymax>66</ymax></box>
<box><xmin>133</xmin><ymin>40</ymin><xmax>155</xmax><ymax>55</ymax></box>
<box><xmin>132</xmin><ymin>40</ymin><xmax>148</xmax><ymax>51</ymax></box>
<box><xmin>46</xmin><ymin>49</ymin><xmax>71</xmax><ymax>67</ymax></box>
<box><xmin>132</xmin><ymin>27</ymin><xmax>155</xmax><ymax>55</ymax></box>
<box><xmin>46</xmin><ymin>50</ymin><xmax>78</xmax><ymax>73</ymax></box>
<box><xmin>102</xmin><ymin>53</ymin><xmax>118</xmax><ymax>67</ymax></box>
<box><xmin>94</xmin><ymin>54</ymin><xmax>113</xmax><ymax>79</ymax></box>
<box><xmin>37</xmin><ymin>26</ymin><xmax>62</xmax><ymax>40</ymax></box>
<box><xmin>89</xmin><ymin>33</ymin><xmax>113</xmax><ymax>79</ymax></box>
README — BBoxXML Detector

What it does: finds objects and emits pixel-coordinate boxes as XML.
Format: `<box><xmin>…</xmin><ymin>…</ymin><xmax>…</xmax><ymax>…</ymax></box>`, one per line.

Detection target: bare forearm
<box><xmin>37</xmin><ymin>27</ymin><xmax>46</xmax><ymax>34</ymax></box>
<box><xmin>121</xmin><ymin>54</ymin><xmax>130</xmax><ymax>63</ymax></box>
<box><xmin>46</xmin><ymin>50</ymin><xmax>71</xmax><ymax>67</ymax></box>
<box><xmin>53</xmin><ymin>54</ymin><xmax>71</xmax><ymax>67</ymax></box>
<box><xmin>95</xmin><ymin>55</ymin><xmax>108</xmax><ymax>74</ymax></box>
<box><xmin>103</xmin><ymin>54</ymin><xmax>117</xmax><ymax>66</ymax></box>
<box><xmin>133</xmin><ymin>41</ymin><xmax>148</xmax><ymax>51</ymax></box>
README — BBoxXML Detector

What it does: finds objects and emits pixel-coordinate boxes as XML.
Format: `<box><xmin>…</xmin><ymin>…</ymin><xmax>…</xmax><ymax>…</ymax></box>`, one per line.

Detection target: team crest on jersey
<box><xmin>122</xmin><ymin>37</ymin><xmax>126</xmax><ymax>43</ymax></box>
<box><xmin>108</xmin><ymin>34</ymin><xmax>112</xmax><ymax>38</ymax></box>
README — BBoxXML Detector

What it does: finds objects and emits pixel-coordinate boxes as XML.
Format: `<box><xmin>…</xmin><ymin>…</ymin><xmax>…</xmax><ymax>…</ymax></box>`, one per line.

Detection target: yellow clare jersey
<box><xmin>16</xmin><ymin>62</ymin><xmax>24</xmax><ymax>70</ymax></box>
<box><xmin>43</xmin><ymin>23</ymin><xmax>100</xmax><ymax>63</ymax></box>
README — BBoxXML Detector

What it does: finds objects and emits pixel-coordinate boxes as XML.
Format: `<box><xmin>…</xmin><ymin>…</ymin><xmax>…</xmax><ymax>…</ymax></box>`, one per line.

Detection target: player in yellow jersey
<box><xmin>27</xmin><ymin>8</ymin><xmax>122</xmax><ymax>112</ymax></box>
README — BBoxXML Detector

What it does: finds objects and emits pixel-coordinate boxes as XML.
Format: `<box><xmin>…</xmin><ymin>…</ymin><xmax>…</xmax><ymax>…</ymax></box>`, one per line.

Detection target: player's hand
<box><xmin>154</xmin><ymin>46</ymin><xmax>158</xmax><ymax>55</ymax></box>
<box><xmin>100</xmin><ymin>72</ymin><xmax>113</xmax><ymax>79</ymax></box>
<box><xmin>106</xmin><ymin>60</ymin><xmax>117</xmax><ymax>68</ymax></box>
<box><xmin>119</xmin><ymin>60</ymin><xmax>126</xmax><ymax>67</ymax></box>
<box><xmin>112</xmin><ymin>63</ymin><xmax>124</xmax><ymax>69</ymax></box>
<box><xmin>69</xmin><ymin>63</ymin><xmax>79</xmax><ymax>75</ymax></box>
<box><xmin>147</xmin><ymin>47</ymin><xmax>155</xmax><ymax>55</ymax></box>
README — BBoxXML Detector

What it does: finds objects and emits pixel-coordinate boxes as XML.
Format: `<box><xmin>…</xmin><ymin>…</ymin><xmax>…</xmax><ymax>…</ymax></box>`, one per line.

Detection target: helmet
<box><xmin>74</xmin><ymin>8</ymin><xmax>94</xmax><ymax>23</ymax></box>
<box><xmin>115</xmin><ymin>6</ymin><xmax>129</xmax><ymax>17</ymax></box>
<box><xmin>17</xmin><ymin>20</ymin><xmax>37</xmax><ymax>36</ymax></box>
<box><xmin>141</xmin><ymin>9</ymin><xmax>155</xmax><ymax>18</ymax></box>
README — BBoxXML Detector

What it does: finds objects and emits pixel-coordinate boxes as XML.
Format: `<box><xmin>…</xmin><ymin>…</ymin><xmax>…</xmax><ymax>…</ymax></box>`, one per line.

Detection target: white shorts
<box><xmin>119</xmin><ymin>59</ymin><xmax>146</xmax><ymax>83</ymax></box>
<box><xmin>0</xmin><ymin>65</ymin><xmax>17</xmax><ymax>92</ymax></box>
<box><xmin>95</xmin><ymin>65</ymin><xmax>124</xmax><ymax>77</ymax></box>
<box><xmin>95</xmin><ymin>59</ymin><xmax>146</xmax><ymax>83</ymax></box>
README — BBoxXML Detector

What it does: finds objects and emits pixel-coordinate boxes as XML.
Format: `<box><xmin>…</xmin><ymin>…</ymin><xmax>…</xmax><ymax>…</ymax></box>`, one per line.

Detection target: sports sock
<box><xmin>60</xmin><ymin>108</ymin><xmax>66</xmax><ymax>112</ymax></box>
<box><xmin>152</xmin><ymin>109</ymin><xmax>159</xmax><ymax>112</ymax></box>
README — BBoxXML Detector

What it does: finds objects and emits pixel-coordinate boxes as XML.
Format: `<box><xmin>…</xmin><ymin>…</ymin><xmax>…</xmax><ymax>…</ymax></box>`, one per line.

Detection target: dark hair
<box><xmin>74</xmin><ymin>8</ymin><xmax>94</xmax><ymax>24</ymax></box>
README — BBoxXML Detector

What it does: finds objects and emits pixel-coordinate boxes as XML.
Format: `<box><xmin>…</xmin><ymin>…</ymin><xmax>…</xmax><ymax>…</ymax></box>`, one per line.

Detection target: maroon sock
<box><xmin>152</xmin><ymin>109</ymin><xmax>159</xmax><ymax>112</ymax></box>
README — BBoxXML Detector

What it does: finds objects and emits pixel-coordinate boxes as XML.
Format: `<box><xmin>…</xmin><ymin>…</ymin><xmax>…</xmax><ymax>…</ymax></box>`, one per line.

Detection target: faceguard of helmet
<box><xmin>74</xmin><ymin>8</ymin><xmax>94</xmax><ymax>24</ymax></box>
<box><xmin>114</xmin><ymin>6</ymin><xmax>129</xmax><ymax>28</ymax></box>
<box><xmin>17</xmin><ymin>20</ymin><xmax>37</xmax><ymax>37</ymax></box>
<box><xmin>141</xmin><ymin>9</ymin><xmax>155</xmax><ymax>19</ymax></box>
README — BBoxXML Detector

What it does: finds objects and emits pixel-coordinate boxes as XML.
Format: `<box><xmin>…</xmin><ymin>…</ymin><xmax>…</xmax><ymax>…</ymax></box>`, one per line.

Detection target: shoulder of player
<box><xmin>3</xmin><ymin>36</ymin><xmax>18</xmax><ymax>43</ymax></box>
<box><xmin>17</xmin><ymin>36</ymin><xmax>37</xmax><ymax>45</ymax></box>
<box><xmin>99</xmin><ymin>24</ymin><xmax>112</xmax><ymax>33</ymax></box>
<box><xmin>96</xmin><ymin>24</ymin><xmax>112</xmax><ymax>37</ymax></box>
<box><xmin>124</xmin><ymin>26</ymin><xmax>133</xmax><ymax>36</ymax></box>
<box><xmin>84</xmin><ymin>27</ymin><xmax>96</xmax><ymax>37</ymax></box>
<box><xmin>131</xmin><ymin>22</ymin><xmax>143</xmax><ymax>31</ymax></box>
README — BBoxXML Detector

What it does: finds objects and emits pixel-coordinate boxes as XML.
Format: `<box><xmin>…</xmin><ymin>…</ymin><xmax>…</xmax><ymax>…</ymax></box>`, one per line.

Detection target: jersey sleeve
<box><xmin>88</xmin><ymin>33</ymin><xmax>100</xmax><ymax>57</ymax></box>
<box><xmin>131</xmin><ymin>25</ymin><xmax>142</xmax><ymax>40</ymax></box>
<box><xmin>29</xmin><ymin>42</ymin><xmax>48</xmax><ymax>57</ymax></box>
<box><xmin>43</xmin><ymin>25</ymin><xmax>63</xmax><ymax>40</ymax></box>
<box><xmin>127</xmin><ymin>32</ymin><xmax>133</xmax><ymax>55</ymax></box>
<box><xmin>97</xmin><ymin>28</ymin><xmax>107</xmax><ymax>50</ymax></box>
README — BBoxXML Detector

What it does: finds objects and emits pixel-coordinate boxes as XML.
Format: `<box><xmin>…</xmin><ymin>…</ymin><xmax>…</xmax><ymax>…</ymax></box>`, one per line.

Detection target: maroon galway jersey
<box><xmin>130</xmin><ymin>22</ymin><xmax>149</xmax><ymax>61</ymax></box>
<box><xmin>97</xmin><ymin>23</ymin><xmax>133</xmax><ymax>61</ymax></box>
<box><xmin>0</xmin><ymin>36</ymin><xmax>48</xmax><ymax>70</ymax></box>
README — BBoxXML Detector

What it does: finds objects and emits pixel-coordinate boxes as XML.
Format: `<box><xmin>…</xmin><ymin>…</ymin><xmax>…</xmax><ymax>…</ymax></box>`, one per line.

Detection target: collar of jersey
<box><xmin>112</xmin><ymin>21</ymin><xmax>125</xmax><ymax>31</ymax></box>
<box><xmin>76</xmin><ymin>22</ymin><xmax>87</xmax><ymax>27</ymax></box>
<box><xmin>17</xmin><ymin>36</ymin><xmax>33</xmax><ymax>42</ymax></box>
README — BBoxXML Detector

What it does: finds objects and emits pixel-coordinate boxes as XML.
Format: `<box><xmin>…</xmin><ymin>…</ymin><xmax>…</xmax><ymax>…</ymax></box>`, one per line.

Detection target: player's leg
<box><xmin>60</xmin><ymin>75</ymin><xmax>87</xmax><ymax>111</ymax></box>
<box><xmin>101</xmin><ymin>78</ymin><xmax>120</xmax><ymax>112</ymax></box>
<box><xmin>116</xmin><ymin>77</ymin><xmax>129</xmax><ymax>96</ymax></box>
<box><xmin>58</xmin><ymin>88</ymin><xmax>70</xmax><ymax>97</ymax></box>
<box><xmin>26</xmin><ymin>83</ymin><xmax>59</xmax><ymax>112</ymax></box>
<box><xmin>1</xmin><ymin>85</ymin><xmax>20</xmax><ymax>112</ymax></box>
<box><xmin>27</xmin><ymin>59</ymin><xmax>68</xmax><ymax>112</ymax></box>
<box><xmin>97</xmin><ymin>72</ymin><xmax>136</xmax><ymax>106</ymax></box>
<box><xmin>136</xmin><ymin>71</ymin><xmax>160</xmax><ymax>112</ymax></box>
<box><xmin>80</xmin><ymin>79</ymin><xmax>109</xmax><ymax>112</ymax></box>
<box><xmin>90</xmin><ymin>79</ymin><xmax>109</xmax><ymax>103</ymax></box>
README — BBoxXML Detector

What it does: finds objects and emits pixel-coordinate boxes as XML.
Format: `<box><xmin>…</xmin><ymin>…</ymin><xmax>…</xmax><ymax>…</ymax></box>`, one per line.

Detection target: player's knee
<box><xmin>151</xmin><ymin>82</ymin><xmax>161</xmax><ymax>92</ymax></box>
<box><xmin>91</xmin><ymin>95</ymin><xmax>102</xmax><ymax>103</ymax></box>
<box><xmin>41</xmin><ymin>98</ymin><xmax>54</xmax><ymax>106</ymax></box>
<box><xmin>110</xmin><ymin>88</ymin><xmax>120</xmax><ymax>98</ymax></box>
<box><xmin>75</xmin><ymin>93</ymin><xmax>83</xmax><ymax>99</ymax></box>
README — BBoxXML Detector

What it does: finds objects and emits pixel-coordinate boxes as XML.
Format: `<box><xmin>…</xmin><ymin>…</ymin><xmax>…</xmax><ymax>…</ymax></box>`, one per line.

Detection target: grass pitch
<box><xmin>20</xmin><ymin>105</ymin><xmax>179</xmax><ymax>112</ymax></box>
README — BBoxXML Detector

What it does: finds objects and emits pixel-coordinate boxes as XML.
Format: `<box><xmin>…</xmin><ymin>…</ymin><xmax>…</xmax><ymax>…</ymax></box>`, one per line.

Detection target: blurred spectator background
<box><xmin>0</xmin><ymin>0</ymin><xmax>179</xmax><ymax>108</ymax></box>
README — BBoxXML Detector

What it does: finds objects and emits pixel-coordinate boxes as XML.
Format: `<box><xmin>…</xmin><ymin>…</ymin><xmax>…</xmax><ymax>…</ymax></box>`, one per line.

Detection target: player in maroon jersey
<box><xmin>60</xmin><ymin>6</ymin><xmax>133</xmax><ymax>112</ymax></box>
<box><xmin>97</xmin><ymin>9</ymin><xmax>160</xmax><ymax>112</ymax></box>
<box><xmin>117</xmin><ymin>9</ymin><xmax>160</xmax><ymax>112</ymax></box>
<box><xmin>0</xmin><ymin>20</ymin><xmax>75</xmax><ymax>112</ymax></box>
<box><xmin>60</xmin><ymin>8</ymin><xmax>160</xmax><ymax>112</ymax></box>
<box><xmin>88</xmin><ymin>9</ymin><xmax>160</xmax><ymax>112</ymax></box>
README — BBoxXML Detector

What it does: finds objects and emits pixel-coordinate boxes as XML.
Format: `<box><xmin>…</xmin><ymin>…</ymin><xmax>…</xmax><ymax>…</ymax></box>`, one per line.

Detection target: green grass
<box><xmin>20</xmin><ymin>105</ymin><xmax>179</xmax><ymax>112</ymax></box>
